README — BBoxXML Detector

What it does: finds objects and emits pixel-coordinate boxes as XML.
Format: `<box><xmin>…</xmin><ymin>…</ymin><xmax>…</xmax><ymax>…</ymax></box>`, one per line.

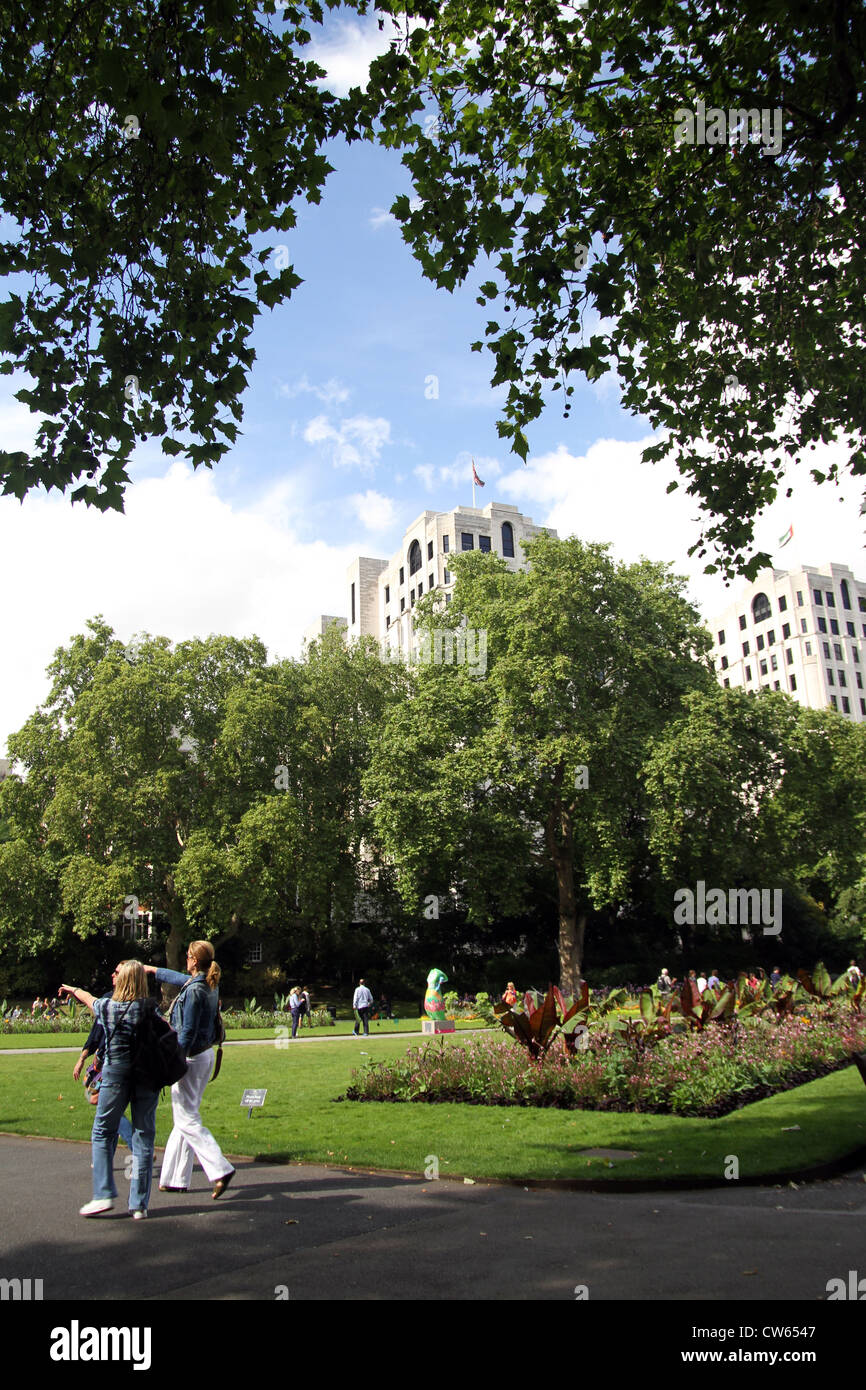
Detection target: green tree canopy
<box><xmin>364</xmin><ymin>0</ymin><xmax>866</xmax><ymax>575</ymax></box>
<box><xmin>0</xmin><ymin>0</ymin><xmax>339</xmax><ymax>508</ymax></box>
<box><xmin>366</xmin><ymin>534</ymin><xmax>714</xmax><ymax>991</ymax></box>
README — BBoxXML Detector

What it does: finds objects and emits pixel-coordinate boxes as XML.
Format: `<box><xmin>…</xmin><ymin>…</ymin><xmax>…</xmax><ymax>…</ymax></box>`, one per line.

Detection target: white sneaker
<box><xmin>80</xmin><ymin>1199</ymin><xmax>114</xmax><ymax>1217</ymax></box>
<box><xmin>130</xmin><ymin>1210</ymin><xmax>147</xmax><ymax>1220</ymax></box>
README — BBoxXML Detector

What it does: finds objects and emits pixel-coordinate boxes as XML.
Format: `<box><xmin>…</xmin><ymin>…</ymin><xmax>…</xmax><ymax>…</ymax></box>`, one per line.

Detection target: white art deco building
<box><xmin>707</xmin><ymin>561</ymin><xmax>866</xmax><ymax>722</ymax></box>
<box><xmin>307</xmin><ymin>501</ymin><xmax>556</xmax><ymax>657</ymax></box>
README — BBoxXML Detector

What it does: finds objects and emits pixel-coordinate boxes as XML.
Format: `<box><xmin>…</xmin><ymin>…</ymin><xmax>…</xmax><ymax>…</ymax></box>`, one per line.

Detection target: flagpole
<box><xmin>471</xmin><ymin>458</ymin><xmax>476</xmax><ymax>509</ymax></box>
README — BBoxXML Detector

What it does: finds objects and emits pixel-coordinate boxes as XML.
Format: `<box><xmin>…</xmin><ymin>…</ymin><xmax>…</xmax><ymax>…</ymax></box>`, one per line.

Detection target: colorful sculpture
<box><xmin>425</xmin><ymin>967</ymin><xmax>448</xmax><ymax>1022</ymax></box>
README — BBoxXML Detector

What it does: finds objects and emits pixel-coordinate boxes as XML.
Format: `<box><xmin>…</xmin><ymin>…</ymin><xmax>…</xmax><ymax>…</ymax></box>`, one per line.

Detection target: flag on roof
<box><xmin>472</xmin><ymin>459</ymin><xmax>485</xmax><ymax>487</ymax></box>
<box><xmin>778</xmin><ymin>524</ymin><xmax>794</xmax><ymax>548</ymax></box>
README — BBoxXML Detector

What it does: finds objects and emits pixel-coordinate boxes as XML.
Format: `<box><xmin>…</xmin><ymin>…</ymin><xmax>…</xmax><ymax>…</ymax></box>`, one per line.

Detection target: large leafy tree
<box><xmin>364</xmin><ymin>0</ymin><xmax>866</xmax><ymax>575</ymax></box>
<box><xmin>0</xmin><ymin>619</ymin><xmax>269</xmax><ymax>967</ymax></box>
<box><xmin>0</xmin><ymin>0</ymin><xmax>340</xmax><ymax>508</ymax></box>
<box><xmin>366</xmin><ymin>535</ymin><xmax>714</xmax><ymax>992</ymax></box>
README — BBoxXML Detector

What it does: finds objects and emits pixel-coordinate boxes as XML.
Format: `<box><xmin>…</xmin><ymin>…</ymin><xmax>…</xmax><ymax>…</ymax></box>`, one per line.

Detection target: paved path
<box><xmin>1</xmin><ymin>1134</ymin><xmax>864</xmax><ymax>1302</ymax></box>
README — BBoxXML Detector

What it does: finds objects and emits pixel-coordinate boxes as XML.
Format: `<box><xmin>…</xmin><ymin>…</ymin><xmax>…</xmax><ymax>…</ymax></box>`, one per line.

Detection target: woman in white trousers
<box><xmin>146</xmin><ymin>942</ymin><xmax>235</xmax><ymax>1199</ymax></box>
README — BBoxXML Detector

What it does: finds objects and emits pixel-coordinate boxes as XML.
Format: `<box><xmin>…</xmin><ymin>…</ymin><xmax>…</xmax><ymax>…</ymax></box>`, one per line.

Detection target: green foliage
<box><xmin>0</xmin><ymin>0</ymin><xmax>339</xmax><ymax>507</ymax></box>
<box><xmin>364</xmin><ymin>0</ymin><xmax>866</xmax><ymax>575</ymax></box>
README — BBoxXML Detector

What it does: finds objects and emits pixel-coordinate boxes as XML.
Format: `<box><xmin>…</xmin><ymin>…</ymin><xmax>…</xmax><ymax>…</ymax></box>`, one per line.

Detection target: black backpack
<box><xmin>131</xmin><ymin>1000</ymin><xmax>189</xmax><ymax>1093</ymax></box>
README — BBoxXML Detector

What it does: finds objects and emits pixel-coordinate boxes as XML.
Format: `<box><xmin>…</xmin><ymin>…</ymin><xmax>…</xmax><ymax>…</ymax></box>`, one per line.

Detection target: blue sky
<box><xmin>0</xmin><ymin>11</ymin><xmax>863</xmax><ymax>755</ymax></box>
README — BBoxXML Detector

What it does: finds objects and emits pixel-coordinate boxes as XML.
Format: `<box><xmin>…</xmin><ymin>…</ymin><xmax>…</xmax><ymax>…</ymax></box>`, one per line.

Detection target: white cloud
<box><xmin>277</xmin><ymin>374</ymin><xmax>350</xmax><ymax>406</ymax></box>
<box><xmin>0</xmin><ymin>462</ymin><xmax>358</xmax><ymax>756</ymax></box>
<box><xmin>499</xmin><ymin>435</ymin><xmax>866</xmax><ymax>617</ymax></box>
<box><xmin>307</xmin><ymin>18</ymin><xmax>396</xmax><ymax>97</ymax></box>
<box><xmin>369</xmin><ymin>207</ymin><xmax>397</xmax><ymax>230</ymax></box>
<box><xmin>414</xmin><ymin>464</ymin><xmax>435</xmax><ymax>491</ymax></box>
<box><xmin>303</xmin><ymin>413</ymin><xmax>392</xmax><ymax>471</ymax></box>
<box><xmin>350</xmin><ymin>490</ymin><xmax>397</xmax><ymax>533</ymax></box>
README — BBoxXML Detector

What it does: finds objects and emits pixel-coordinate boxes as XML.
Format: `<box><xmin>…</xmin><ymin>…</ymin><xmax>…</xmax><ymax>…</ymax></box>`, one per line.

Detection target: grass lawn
<box><xmin>0</xmin><ymin>1018</ymin><xmax>487</xmax><ymax>1049</ymax></box>
<box><xmin>1</xmin><ymin>1032</ymin><xmax>865</xmax><ymax>1183</ymax></box>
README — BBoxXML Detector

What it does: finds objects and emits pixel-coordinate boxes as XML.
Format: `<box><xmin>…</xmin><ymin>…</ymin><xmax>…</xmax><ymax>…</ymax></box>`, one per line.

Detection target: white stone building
<box><xmin>707</xmin><ymin>562</ymin><xmax>866</xmax><ymax>722</ymax></box>
<box><xmin>314</xmin><ymin>501</ymin><xmax>556</xmax><ymax>659</ymax></box>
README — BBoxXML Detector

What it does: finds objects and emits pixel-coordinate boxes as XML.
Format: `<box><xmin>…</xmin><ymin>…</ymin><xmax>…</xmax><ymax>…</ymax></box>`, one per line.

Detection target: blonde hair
<box><xmin>112</xmin><ymin>960</ymin><xmax>149</xmax><ymax>1002</ymax></box>
<box><xmin>189</xmin><ymin>940</ymin><xmax>220</xmax><ymax>990</ymax></box>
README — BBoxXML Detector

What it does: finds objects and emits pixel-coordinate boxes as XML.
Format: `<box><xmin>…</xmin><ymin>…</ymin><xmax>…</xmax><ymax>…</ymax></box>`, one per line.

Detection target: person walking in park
<box><xmin>145</xmin><ymin>942</ymin><xmax>235</xmax><ymax>1200</ymax></box>
<box><xmin>353</xmin><ymin>978</ymin><xmax>374</xmax><ymax>1035</ymax></box>
<box><xmin>502</xmin><ymin>981</ymin><xmax>518</xmax><ymax>1006</ymax></box>
<box><xmin>289</xmin><ymin>985</ymin><xmax>305</xmax><ymax>1037</ymax></box>
<box><xmin>72</xmin><ymin>966</ymin><xmax>134</xmax><ymax>1149</ymax></box>
<box><xmin>60</xmin><ymin>961</ymin><xmax>159</xmax><ymax>1219</ymax></box>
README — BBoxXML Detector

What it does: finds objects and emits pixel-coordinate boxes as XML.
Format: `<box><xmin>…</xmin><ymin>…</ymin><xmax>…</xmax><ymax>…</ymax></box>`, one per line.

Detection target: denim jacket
<box><xmin>155</xmin><ymin>968</ymin><xmax>219</xmax><ymax>1056</ymax></box>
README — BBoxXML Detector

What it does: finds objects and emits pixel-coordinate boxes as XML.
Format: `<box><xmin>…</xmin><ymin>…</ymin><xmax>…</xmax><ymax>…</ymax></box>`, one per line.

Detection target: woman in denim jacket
<box><xmin>145</xmin><ymin>940</ymin><xmax>234</xmax><ymax>1199</ymax></box>
<box><xmin>60</xmin><ymin>960</ymin><xmax>159</xmax><ymax>1219</ymax></box>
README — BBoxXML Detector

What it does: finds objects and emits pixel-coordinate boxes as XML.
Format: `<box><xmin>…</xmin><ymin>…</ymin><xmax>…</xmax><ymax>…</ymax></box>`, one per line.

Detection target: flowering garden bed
<box><xmin>343</xmin><ymin>1013</ymin><xmax>866</xmax><ymax>1118</ymax></box>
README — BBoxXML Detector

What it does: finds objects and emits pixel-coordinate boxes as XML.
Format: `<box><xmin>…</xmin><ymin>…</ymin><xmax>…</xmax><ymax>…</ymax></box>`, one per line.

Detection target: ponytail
<box><xmin>188</xmin><ymin>940</ymin><xmax>220</xmax><ymax>991</ymax></box>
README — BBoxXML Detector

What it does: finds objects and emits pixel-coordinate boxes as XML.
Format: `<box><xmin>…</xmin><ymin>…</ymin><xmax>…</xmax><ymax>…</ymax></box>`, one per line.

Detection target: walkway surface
<box><xmin>1</xmin><ymin>1134</ymin><xmax>864</xmax><ymax>1301</ymax></box>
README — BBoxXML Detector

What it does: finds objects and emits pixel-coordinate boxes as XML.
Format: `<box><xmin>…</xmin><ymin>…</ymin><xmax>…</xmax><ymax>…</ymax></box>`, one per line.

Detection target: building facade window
<box><xmin>428</xmin><ymin>574</ymin><xmax>434</xmax><ymax>590</ymax></box>
<box><xmin>782</xmin><ymin>623</ymin><xmax>790</xmax><ymax>639</ymax></box>
<box><xmin>443</xmin><ymin>568</ymin><xmax>451</xmax><ymax>584</ymax></box>
<box><xmin>830</xmin><ymin>619</ymin><xmax>839</xmax><ymax>635</ymax></box>
<box><xmin>400</xmin><ymin>597</ymin><xmax>405</xmax><ymax>612</ymax></box>
<box><xmin>757</xmin><ymin>634</ymin><xmax>765</xmax><ymax>651</ymax></box>
<box><xmin>834</xmin><ymin>643</ymin><xmax>843</xmax><ymax>660</ymax></box>
<box><xmin>745</xmin><ymin>664</ymin><xmax>752</xmax><ymax>680</ymax></box>
<box><xmin>790</xmin><ymin>675</ymin><xmax>797</xmax><ymax>691</ymax></box>
<box><xmin>717</xmin><ymin>629</ymin><xmax>725</xmax><ymax>646</ymax></box>
<box><xmin>826</xmin><ymin>591</ymin><xmax>835</xmax><ymax>607</ymax></box>
<box><xmin>759</xmin><ymin>659</ymin><xmax>768</xmax><ymax>676</ymax></box>
<box><xmin>801</xmin><ymin>619</ymin><xmax>807</xmax><ymax>632</ymax></box>
<box><xmin>443</xmin><ymin>535</ymin><xmax>449</xmax><ymax>553</ymax></box>
<box><xmin>840</xmin><ymin>579</ymin><xmax>851</xmax><ymax>609</ymax></box>
<box><xmin>767</xmin><ymin>628</ymin><xmax>775</xmax><ymax>645</ymax></box>
<box><xmin>805</xmin><ymin>642</ymin><xmax>812</xmax><ymax>655</ymax></box>
<box><xmin>351</xmin><ymin>583</ymin><xmax>355</xmax><ymax>625</ymax></box>
<box><xmin>752</xmin><ymin>593</ymin><xmax>771</xmax><ymax>623</ymax></box>
<box><xmin>830</xmin><ymin>695</ymin><xmax>838</xmax><ymax>709</ymax></box>
<box><xmin>742</xmin><ymin>640</ymin><xmax>750</xmax><ymax>656</ymax></box>
<box><xmin>813</xmin><ymin>589</ymin><xmax>823</xmax><ymax>605</ymax></box>
<box><xmin>827</xmin><ymin>669</ymin><xmax>834</xmax><ymax>684</ymax></box>
<box><xmin>839</xmin><ymin>670</ymin><xmax>846</xmax><ymax>687</ymax></box>
<box><xmin>479</xmin><ymin>535</ymin><xmax>491</xmax><ymax>552</ymax></box>
<box><xmin>461</xmin><ymin>532</ymin><xmax>474</xmax><ymax>550</ymax></box>
<box><xmin>501</xmin><ymin>521</ymin><xmax>515</xmax><ymax>557</ymax></box>
<box><xmin>409</xmin><ymin>539</ymin><xmax>422</xmax><ymax>575</ymax></box>
<box><xmin>823</xmin><ymin>642</ymin><xmax>831</xmax><ymax>658</ymax></box>
<box><xmin>770</xmin><ymin>654</ymin><xmax>778</xmax><ymax>671</ymax></box>
<box><xmin>786</xmin><ymin>647</ymin><xmax>793</xmax><ymax>664</ymax></box>
<box><xmin>427</xmin><ymin>540</ymin><xmax>434</xmax><ymax>560</ymax></box>
<box><xmin>842</xmin><ymin>696</ymin><xmax>850</xmax><ymax>713</ymax></box>
<box><xmin>723</xmin><ymin>678</ymin><xmax>730</xmax><ymax>688</ymax></box>
<box><xmin>721</xmin><ymin>655</ymin><xmax>728</xmax><ymax>670</ymax></box>
<box><xmin>796</xmin><ymin>591</ymin><xmax>803</xmax><ymax>605</ymax></box>
<box><xmin>817</xmin><ymin>617</ymin><xmax>827</xmax><ymax>633</ymax></box>
<box><xmin>847</xmin><ymin>622</ymin><xmax>855</xmax><ymax>636</ymax></box>
<box><xmin>399</xmin><ymin>566</ymin><xmax>405</xmax><ymax>584</ymax></box>
<box><xmin>739</xmin><ymin>614</ymin><xmax>747</xmax><ymax>630</ymax></box>
<box><xmin>778</xmin><ymin>595</ymin><xmax>787</xmax><ymax>611</ymax></box>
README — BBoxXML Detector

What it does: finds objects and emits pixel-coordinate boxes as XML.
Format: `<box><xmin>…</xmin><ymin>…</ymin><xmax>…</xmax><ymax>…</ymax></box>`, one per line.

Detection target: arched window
<box><xmin>840</xmin><ymin>579</ymin><xmax>851</xmax><ymax>610</ymax></box>
<box><xmin>751</xmin><ymin>592</ymin><xmax>771</xmax><ymax>623</ymax></box>
<box><xmin>501</xmin><ymin>521</ymin><xmax>515</xmax><ymax>558</ymax></box>
<box><xmin>408</xmin><ymin>539</ymin><xmax>422</xmax><ymax>576</ymax></box>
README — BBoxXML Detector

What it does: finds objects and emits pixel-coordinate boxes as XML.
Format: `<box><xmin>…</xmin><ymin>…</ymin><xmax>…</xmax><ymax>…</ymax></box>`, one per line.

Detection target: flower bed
<box><xmin>342</xmin><ymin>1013</ymin><xmax>866</xmax><ymax>1117</ymax></box>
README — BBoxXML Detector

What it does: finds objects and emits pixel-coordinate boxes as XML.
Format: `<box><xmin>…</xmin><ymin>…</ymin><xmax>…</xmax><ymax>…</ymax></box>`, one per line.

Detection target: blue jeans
<box><xmin>291</xmin><ymin>1008</ymin><xmax>302</xmax><ymax>1037</ymax></box>
<box><xmin>91</xmin><ymin>1063</ymin><xmax>160</xmax><ymax>1212</ymax></box>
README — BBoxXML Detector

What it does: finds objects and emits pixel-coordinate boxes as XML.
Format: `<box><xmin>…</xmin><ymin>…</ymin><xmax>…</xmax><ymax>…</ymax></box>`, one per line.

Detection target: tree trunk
<box><xmin>544</xmin><ymin>787</ymin><xmax>584</xmax><ymax>996</ymax></box>
<box><xmin>163</xmin><ymin>876</ymin><xmax>187</xmax><ymax>971</ymax></box>
<box><xmin>555</xmin><ymin>860</ymin><xmax>585</xmax><ymax>997</ymax></box>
